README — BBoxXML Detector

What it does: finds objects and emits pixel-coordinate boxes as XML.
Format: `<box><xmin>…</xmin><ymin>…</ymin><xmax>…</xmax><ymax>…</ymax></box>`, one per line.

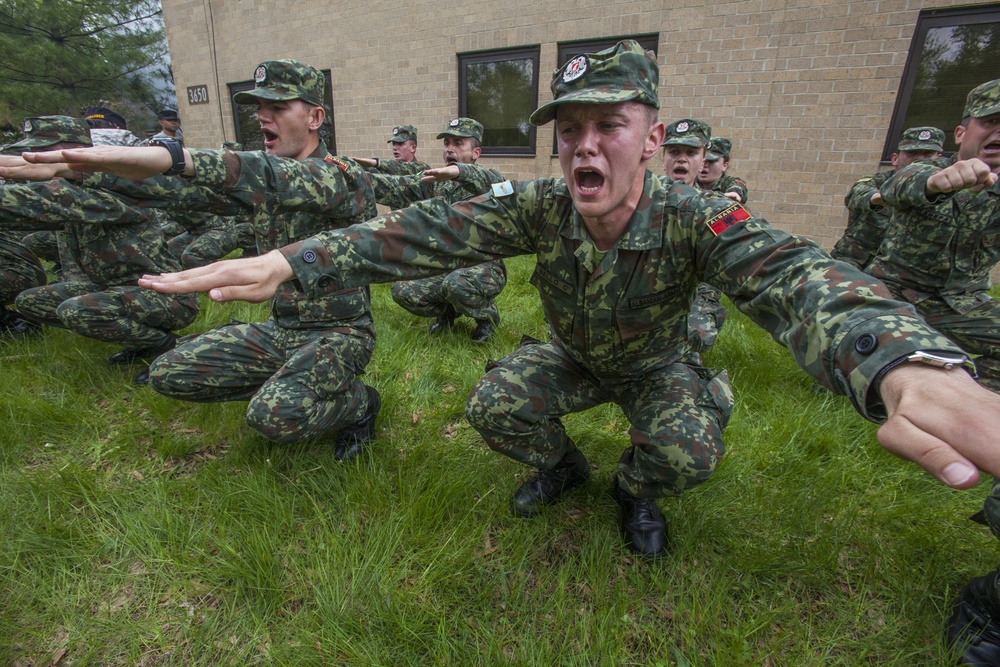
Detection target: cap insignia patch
<box><xmin>677</xmin><ymin>121</ymin><xmax>689</xmax><ymax>132</ymax></box>
<box><xmin>254</xmin><ymin>66</ymin><xmax>267</xmax><ymax>84</ymax></box>
<box><xmin>563</xmin><ymin>55</ymin><xmax>588</xmax><ymax>83</ymax></box>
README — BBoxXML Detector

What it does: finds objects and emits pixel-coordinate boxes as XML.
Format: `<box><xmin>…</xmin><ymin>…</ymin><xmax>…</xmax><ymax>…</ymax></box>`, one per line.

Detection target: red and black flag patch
<box><xmin>324</xmin><ymin>156</ymin><xmax>350</xmax><ymax>171</ymax></box>
<box><xmin>706</xmin><ymin>204</ymin><xmax>751</xmax><ymax>236</ymax></box>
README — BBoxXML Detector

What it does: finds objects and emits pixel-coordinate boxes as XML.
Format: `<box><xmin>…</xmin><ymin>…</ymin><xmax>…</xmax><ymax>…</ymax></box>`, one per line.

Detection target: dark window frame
<box><xmin>458</xmin><ymin>46</ymin><xmax>540</xmax><ymax>157</ymax></box>
<box><xmin>884</xmin><ymin>5</ymin><xmax>1000</xmax><ymax>163</ymax></box>
<box><xmin>552</xmin><ymin>34</ymin><xmax>659</xmax><ymax>155</ymax></box>
<box><xmin>227</xmin><ymin>70</ymin><xmax>337</xmax><ymax>153</ymax></box>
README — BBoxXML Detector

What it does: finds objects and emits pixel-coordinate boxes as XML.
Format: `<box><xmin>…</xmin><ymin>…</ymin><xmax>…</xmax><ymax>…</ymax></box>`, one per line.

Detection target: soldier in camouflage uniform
<box><xmin>379</xmin><ymin>117</ymin><xmax>508</xmax><ymax>343</ymax></box>
<box><xmin>1</xmin><ymin>116</ymin><xmax>197</xmax><ymax>381</ymax></box>
<box><xmin>165</xmin><ymin>209</ymin><xmax>240</xmax><ymax>269</ymax></box>
<box><xmin>831</xmin><ymin>126</ymin><xmax>944</xmax><ymax>271</ymax></box>
<box><xmin>353</xmin><ymin>125</ymin><xmax>431</xmax><ymax>176</ymax></box>
<box><xmin>66</xmin><ymin>41</ymin><xmax>1000</xmax><ymax>562</ymax></box>
<box><xmin>697</xmin><ymin>137</ymin><xmax>750</xmax><ymax>204</ymax></box>
<box><xmin>858</xmin><ymin>81</ymin><xmax>1000</xmax><ymax>664</ymax></box>
<box><xmin>661</xmin><ymin>119</ymin><xmax>727</xmax><ymax>353</ymax></box>
<box><xmin>20</xmin><ymin>61</ymin><xmax>382</xmax><ymax>459</ymax></box>
<box><xmin>0</xmin><ymin>229</ymin><xmax>46</xmax><ymax>337</ymax></box>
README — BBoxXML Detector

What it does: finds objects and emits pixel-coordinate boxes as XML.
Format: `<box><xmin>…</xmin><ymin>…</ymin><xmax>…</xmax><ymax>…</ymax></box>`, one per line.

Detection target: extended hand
<box><xmin>138</xmin><ymin>250</ymin><xmax>294</xmax><ymax>303</ymax></box>
<box><xmin>926</xmin><ymin>158</ymin><xmax>998</xmax><ymax>194</ymax></box>
<box><xmin>723</xmin><ymin>192</ymin><xmax>743</xmax><ymax>203</ymax></box>
<box><xmin>0</xmin><ymin>154</ymin><xmax>74</xmax><ymax>181</ymax></box>
<box><xmin>22</xmin><ymin>145</ymin><xmax>185</xmax><ymax>180</ymax></box>
<box><xmin>878</xmin><ymin>364</ymin><xmax>1000</xmax><ymax>488</ymax></box>
<box><xmin>421</xmin><ymin>165</ymin><xmax>460</xmax><ymax>183</ymax></box>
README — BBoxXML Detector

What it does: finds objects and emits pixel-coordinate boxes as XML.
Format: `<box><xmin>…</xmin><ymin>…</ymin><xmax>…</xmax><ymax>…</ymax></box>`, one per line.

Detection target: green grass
<box><xmin>0</xmin><ymin>255</ymin><xmax>994</xmax><ymax>665</ymax></box>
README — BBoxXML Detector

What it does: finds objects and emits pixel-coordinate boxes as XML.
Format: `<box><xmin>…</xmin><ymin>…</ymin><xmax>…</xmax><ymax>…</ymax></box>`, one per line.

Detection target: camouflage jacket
<box><xmin>274</xmin><ymin>169</ymin><xmax>960</xmax><ymax>422</ymax></box>
<box><xmin>369</xmin><ymin>162</ymin><xmax>505</xmax><ymax>210</ymax></box>
<box><xmin>82</xmin><ymin>144</ymin><xmax>378</xmax><ymax>330</ymax></box>
<box><xmin>703</xmin><ymin>173</ymin><xmax>749</xmax><ymax>203</ymax></box>
<box><xmin>0</xmin><ymin>178</ymin><xmax>179</xmax><ymax>285</ymax></box>
<box><xmin>871</xmin><ymin>156</ymin><xmax>1000</xmax><ymax>312</ymax></box>
<box><xmin>367</xmin><ymin>159</ymin><xmax>431</xmax><ymax>176</ymax></box>
<box><xmin>830</xmin><ymin>169</ymin><xmax>895</xmax><ymax>269</ymax></box>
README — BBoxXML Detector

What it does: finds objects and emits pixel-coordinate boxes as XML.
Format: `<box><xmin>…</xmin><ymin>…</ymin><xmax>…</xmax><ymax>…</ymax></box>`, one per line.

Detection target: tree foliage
<box><xmin>0</xmin><ymin>0</ymin><xmax>174</xmax><ymax>140</ymax></box>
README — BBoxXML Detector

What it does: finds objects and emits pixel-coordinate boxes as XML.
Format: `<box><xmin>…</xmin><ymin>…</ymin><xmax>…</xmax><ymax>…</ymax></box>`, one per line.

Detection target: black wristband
<box><xmin>149</xmin><ymin>138</ymin><xmax>186</xmax><ymax>176</ymax></box>
<box><xmin>872</xmin><ymin>350</ymin><xmax>978</xmax><ymax>393</ymax></box>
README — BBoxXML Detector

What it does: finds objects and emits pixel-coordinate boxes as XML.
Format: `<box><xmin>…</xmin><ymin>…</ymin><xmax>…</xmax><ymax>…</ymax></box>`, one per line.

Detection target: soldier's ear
<box><xmin>643</xmin><ymin>120</ymin><xmax>665</xmax><ymax>161</ymax></box>
<box><xmin>307</xmin><ymin>105</ymin><xmax>325</xmax><ymax>131</ymax></box>
<box><xmin>954</xmin><ymin>123</ymin><xmax>967</xmax><ymax>147</ymax></box>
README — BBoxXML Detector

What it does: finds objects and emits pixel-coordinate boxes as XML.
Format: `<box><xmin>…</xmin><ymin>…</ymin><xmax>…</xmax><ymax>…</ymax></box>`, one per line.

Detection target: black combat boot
<box><xmin>334</xmin><ymin>385</ymin><xmax>381</xmax><ymax>462</ymax></box>
<box><xmin>109</xmin><ymin>332</ymin><xmax>177</xmax><ymax>364</ymax></box>
<box><xmin>611</xmin><ymin>481</ymin><xmax>669</xmax><ymax>558</ymax></box>
<box><xmin>0</xmin><ymin>307</ymin><xmax>41</xmax><ymax>339</ymax></box>
<box><xmin>470</xmin><ymin>319</ymin><xmax>495</xmax><ymax>343</ymax></box>
<box><xmin>510</xmin><ymin>449</ymin><xmax>590</xmax><ymax>517</ymax></box>
<box><xmin>428</xmin><ymin>305</ymin><xmax>457</xmax><ymax>334</ymax></box>
<box><xmin>947</xmin><ymin>568</ymin><xmax>1000</xmax><ymax>665</ymax></box>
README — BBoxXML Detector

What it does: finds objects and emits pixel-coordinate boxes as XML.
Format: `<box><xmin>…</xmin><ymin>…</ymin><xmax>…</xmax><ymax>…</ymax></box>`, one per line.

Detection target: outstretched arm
<box><xmin>138</xmin><ymin>250</ymin><xmax>292</xmax><ymax>303</ymax></box>
<box><xmin>878</xmin><ymin>364</ymin><xmax>1000</xmax><ymax>488</ymax></box>
<box><xmin>19</xmin><ymin>145</ymin><xmax>193</xmax><ymax>180</ymax></box>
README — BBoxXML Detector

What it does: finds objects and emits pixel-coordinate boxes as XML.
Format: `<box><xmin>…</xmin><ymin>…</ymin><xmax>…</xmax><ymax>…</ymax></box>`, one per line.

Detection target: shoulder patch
<box><xmin>706</xmin><ymin>204</ymin><xmax>751</xmax><ymax>236</ymax></box>
<box><xmin>491</xmin><ymin>180</ymin><xmax>515</xmax><ymax>197</ymax></box>
<box><xmin>324</xmin><ymin>156</ymin><xmax>350</xmax><ymax>171</ymax></box>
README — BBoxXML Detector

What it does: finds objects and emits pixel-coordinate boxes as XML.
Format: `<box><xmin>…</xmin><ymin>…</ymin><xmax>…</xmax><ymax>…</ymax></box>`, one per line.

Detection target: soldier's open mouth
<box><xmin>262</xmin><ymin>129</ymin><xmax>278</xmax><ymax>143</ymax></box>
<box><xmin>576</xmin><ymin>169</ymin><xmax>604</xmax><ymax>193</ymax></box>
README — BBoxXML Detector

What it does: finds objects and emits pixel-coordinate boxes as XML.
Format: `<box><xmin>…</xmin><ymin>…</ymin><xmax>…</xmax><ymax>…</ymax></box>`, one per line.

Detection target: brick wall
<box><xmin>160</xmin><ymin>0</ymin><xmax>995</xmax><ymax>247</ymax></box>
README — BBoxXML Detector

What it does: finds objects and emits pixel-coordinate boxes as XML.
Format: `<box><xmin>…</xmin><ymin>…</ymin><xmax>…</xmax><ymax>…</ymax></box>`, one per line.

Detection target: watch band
<box><xmin>149</xmin><ymin>138</ymin><xmax>186</xmax><ymax>176</ymax></box>
<box><xmin>873</xmin><ymin>350</ymin><xmax>978</xmax><ymax>391</ymax></box>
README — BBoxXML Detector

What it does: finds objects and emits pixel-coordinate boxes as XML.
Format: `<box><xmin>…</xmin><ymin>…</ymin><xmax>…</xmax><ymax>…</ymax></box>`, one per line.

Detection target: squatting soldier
<box><xmin>697</xmin><ymin>137</ymin><xmax>749</xmax><ymax>204</ymax></box>
<box><xmin>42</xmin><ymin>41</ymin><xmax>1000</xmax><ymax>564</ymax></box>
<box><xmin>0</xmin><ymin>230</ymin><xmax>46</xmax><ymax>338</ymax></box>
<box><xmin>662</xmin><ymin>118</ymin><xmax>727</xmax><ymax>352</ymax></box>
<box><xmin>1</xmin><ymin>116</ymin><xmax>197</xmax><ymax>382</ymax></box>
<box><xmin>354</xmin><ymin>125</ymin><xmax>431</xmax><ymax>176</ymax></box>
<box><xmin>860</xmin><ymin>81</ymin><xmax>1000</xmax><ymax>664</ymax></box>
<box><xmin>831</xmin><ymin>126</ymin><xmax>945</xmax><ymax>271</ymax></box>
<box><xmin>378</xmin><ymin>117</ymin><xmax>507</xmax><ymax>343</ymax></box>
<box><xmin>8</xmin><ymin>61</ymin><xmax>383</xmax><ymax>460</ymax></box>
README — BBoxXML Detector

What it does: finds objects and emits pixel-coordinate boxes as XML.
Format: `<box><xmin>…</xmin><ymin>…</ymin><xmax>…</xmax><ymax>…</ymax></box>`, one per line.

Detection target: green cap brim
<box><xmin>661</xmin><ymin>137</ymin><xmax>709</xmax><ymax>148</ymax></box>
<box><xmin>233</xmin><ymin>88</ymin><xmax>322</xmax><ymax>107</ymax></box>
<box><xmin>5</xmin><ymin>137</ymin><xmax>57</xmax><ymax>150</ymax></box>
<box><xmin>898</xmin><ymin>141</ymin><xmax>943</xmax><ymax>152</ymax></box>
<box><xmin>436</xmin><ymin>130</ymin><xmax>475</xmax><ymax>139</ymax></box>
<box><xmin>529</xmin><ymin>88</ymin><xmax>645</xmax><ymax>126</ymax></box>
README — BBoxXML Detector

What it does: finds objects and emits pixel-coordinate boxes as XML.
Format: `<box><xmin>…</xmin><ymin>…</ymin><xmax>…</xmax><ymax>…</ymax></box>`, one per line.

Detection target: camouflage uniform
<box><xmin>870</xmin><ymin>157</ymin><xmax>1000</xmax><ymax>390</ymax></box>
<box><xmin>0</xmin><ymin>178</ymin><xmax>198</xmax><ymax>348</ymax></box>
<box><xmin>377</xmin><ymin>118</ymin><xmax>508</xmax><ymax>333</ymax></box>
<box><xmin>663</xmin><ymin>120</ymin><xmax>728</xmax><ymax>352</ymax></box>
<box><xmin>831</xmin><ymin>127</ymin><xmax>946</xmax><ymax>271</ymax></box>
<box><xmin>0</xmin><ymin>229</ymin><xmax>47</xmax><ymax>334</ymax></box>
<box><xmin>1</xmin><ymin>116</ymin><xmax>197</xmax><ymax>350</ymax></box>
<box><xmin>367</xmin><ymin>125</ymin><xmax>430</xmax><ymax>175</ymax></box>
<box><xmin>85</xmin><ymin>61</ymin><xmax>379</xmax><ymax>445</ymax></box>
<box><xmin>165</xmin><ymin>209</ymin><xmax>240</xmax><ymax>269</ymax></box>
<box><xmin>699</xmin><ymin>138</ymin><xmax>750</xmax><ymax>204</ymax></box>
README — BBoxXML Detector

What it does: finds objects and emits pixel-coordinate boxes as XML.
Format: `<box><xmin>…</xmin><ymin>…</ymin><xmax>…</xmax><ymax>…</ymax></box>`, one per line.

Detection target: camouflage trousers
<box><xmin>687</xmin><ymin>283</ymin><xmax>728</xmax><ymax>352</ymax></box>
<box><xmin>829</xmin><ymin>235</ymin><xmax>874</xmax><ymax>272</ymax></box>
<box><xmin>15</xmin><ymin>281</ymin><xmax>199</xmax><ymax>347</ymax></box>
<box><xmin>391</xmin><ymin>261</ymin><xmax>506</xmax><ymax>324</ymax></box>
<box><xmin>904</xmin><ymin>293</ymin><xmax>1000</xmax><ymax>392</ymax></box>
<box><xmin>465</xmin><ymin>338</ymin><xmax>734</xmax><ymax>499</ymax></box>
<box><xmin>20</xmin><ymin>231</ymin><xmax>88</xmax><ymax>282</ymax></box>
<box><xmin>0</xmin><ymin>233</ymin><xmax>46</xmax><ymax>305</ymax></box>
<box><xmin>168</xmin><ymin>228</ymin><xmax>240</xmax><ymax>269</ymax></box>
<box><xmin>150</xmin><ymin>321</ymin><xmax>375</xmax><ymax>445</ymax></box>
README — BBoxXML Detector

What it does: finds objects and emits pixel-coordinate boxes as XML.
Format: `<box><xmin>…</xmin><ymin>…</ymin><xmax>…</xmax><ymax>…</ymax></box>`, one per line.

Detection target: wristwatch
<box><xmin>874</xmin><ymin>350</ymin><xmax>978</xmax><ymax>390</ymax></box>
<box><xmin>149</xmin><ymin>138</ymin><xmax>186</xmax><ymax>176</ymax></box>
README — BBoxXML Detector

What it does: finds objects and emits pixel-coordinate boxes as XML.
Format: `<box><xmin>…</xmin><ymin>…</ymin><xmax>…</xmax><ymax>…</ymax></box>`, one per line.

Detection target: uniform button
<box><xmin>302</xmin><ymin>250</ymin><xmax>317</xmax><ymax>263</ymax></box>
<box><xmin>854</xmin><ymin>333</ymin><xmax>878</xmax><ymax>354</ymax></box>
<box><xmin>317</xmin><ymin>276</ymin><xmax>331</xmax><ymax>288</ymax></box>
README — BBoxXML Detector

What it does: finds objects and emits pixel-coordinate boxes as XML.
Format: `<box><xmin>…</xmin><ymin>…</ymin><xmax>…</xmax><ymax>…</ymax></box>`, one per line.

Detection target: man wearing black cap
<box><xmin>151</xmin><ymin>108</ymin><xmax>183</xmax><ymax>145</ymax></box>
<box><xmin>82</xmin><ymin>106</ymin><xmax>145</xmax><ymax>147</ymax></box>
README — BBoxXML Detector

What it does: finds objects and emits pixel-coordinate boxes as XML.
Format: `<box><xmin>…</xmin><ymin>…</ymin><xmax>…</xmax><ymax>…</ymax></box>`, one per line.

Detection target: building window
<box><xmin>227</xmin><ymin>70</ymin><xmax>337</xmax><ymax>152</ymax></box>
<box><xmin>885</xmin><ymin>6</ymin><xmax>1000</xmax><ymax>162</ymax></box>
<box><xmin>552</xmin><ymin>35</ymin><xmax>659</xmax><ymax>154</ymax></box>
<box><xmin>458</xmin><ymin>46</ymin><xmax>540</xmax><ymax>156</ymax></box>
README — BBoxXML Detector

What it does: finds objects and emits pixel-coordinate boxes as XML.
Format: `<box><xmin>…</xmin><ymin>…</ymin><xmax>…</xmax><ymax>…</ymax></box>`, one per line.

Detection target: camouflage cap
<box><xmin>897</xmin><ymin>126</ymin><xmax>945</xmax><ymax>152</ymax></box>
<box><xmin>82</xmin><ymin>106</ymin><xmax>128</xmax><ymax>129</ymax></box>
<box><xmin>7</xmin><ymin>115</ymin><xmax>93</xmax><ymax>150</ymax></box>
<box><xmin>436</xmin><ymin>117</ymin><xmax>483</xmax><ymax>142</ymax></box>
<box><xmin>963</xmin><ymin>79</ymin><xmax>1000</xmax><ymax>119</ymax></box>
<box><xmin>529</xmin><ymin>40</ymin><xmax>659</xmax><ymax>127</ymax></box>
<box><xmin>661</xmin><ymin>118</ymin><xmax>711</xmax><ymax>148</ymax></box>
<box><xmin>233</xmin><ymin>60</ymin><xmax>325</xmax><ymax>108</ymax></box>
<box><xmin>388</xmin><ymin>125</ymin><xmax>417</xmax><ymax>143</ymax></box>
<box><xmin>706</xmin><ymin>137</ymin><xmax>732</xmax><ymax>161</ymax></box>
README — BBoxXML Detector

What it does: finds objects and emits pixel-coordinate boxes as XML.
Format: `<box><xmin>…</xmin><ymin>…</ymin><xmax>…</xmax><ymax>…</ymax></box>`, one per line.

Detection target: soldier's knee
<box><xmin>244</xmin><ymin>402</ymin><xmax>304</xmax><ymax>445</ymax></box>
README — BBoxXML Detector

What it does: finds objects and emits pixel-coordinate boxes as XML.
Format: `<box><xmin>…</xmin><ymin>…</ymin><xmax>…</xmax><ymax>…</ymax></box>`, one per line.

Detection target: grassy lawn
<box><xmin>0</xmin><ymin>254</ymin><xmax>994</xmax><ymax>665</ymax></box>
